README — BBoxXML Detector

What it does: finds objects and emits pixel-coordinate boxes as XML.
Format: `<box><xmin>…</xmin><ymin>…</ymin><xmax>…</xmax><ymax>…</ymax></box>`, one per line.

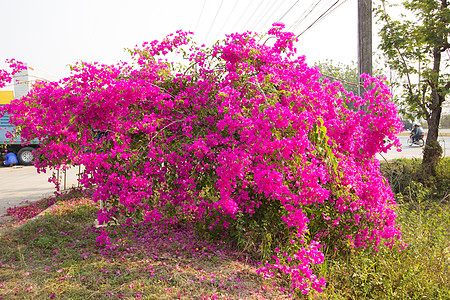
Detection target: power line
<box><xmin>296</xmin><ymin>0</ymin><xmax>344</xmax><ymax>38</ymax></box>
<box><xmin>249</xmin><ymin>0</ymin><xmax>273</xmax><ymax>30</ymax></box>
<box><xmin>312</xmin><ymin>0</ymin><xmax>350</xmax><ymax>31</ymax></box>
<box><xmin>195</xmin><ymin>0</ymin><xmax>208</xmax><ymax>33</ymax></box>
<box><xmin>240</xmin><ymin>0</ymin><xmax>268</xmax><ymax>32</ymax></box>
<box><xmin>278</xmin><ymin>0</ymin><xmax>301</xmax><ymax>23</ymax></box>
<box><xmin>231</xmin><ymin>0</ymin><xmax>257</xmax><ymax>33</ymax></box>
<box><xmin>14</xmin><ymin>74</ymin><xmax>52</xmax><ymax>82</ymax></box>
<box><xmin>289</xmin><ymin>0</ymin><xmax>325</xmax><ymax>32</ymax></box>
<box><xmin>1</xmin><ymin>76</ymin><xmax>52</xmax><ymax>88</ymax></box>
<box><xmin>214</xmin><ymin>0</ymin><xmax>240</xmax><ymax>41</ymax></box>
<box><xmin>256</xmin><ymin>0</ymin><xmax>291</xmax><ymax>33</ymax></box>
<box><xmin>254</xmin><ymin>0</ymin><xmax>284</xmax><ymax>32</ymax></box>
<box><xmin>204</xmin><ymin>0</ymin><xmax>225</xmax><ymax>43</ymax></box>
<box><xmin>322</xmin><ymin>73</ymin><xmax>361</xmax><ymax>86</ymax></box>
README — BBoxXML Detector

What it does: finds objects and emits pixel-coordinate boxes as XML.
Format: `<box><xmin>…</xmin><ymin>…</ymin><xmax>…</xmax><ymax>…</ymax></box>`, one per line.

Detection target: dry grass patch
<box><xmin>0</xmin><ymin>193</ymin><xmax>292</xmax><ymax>299</ymax></box>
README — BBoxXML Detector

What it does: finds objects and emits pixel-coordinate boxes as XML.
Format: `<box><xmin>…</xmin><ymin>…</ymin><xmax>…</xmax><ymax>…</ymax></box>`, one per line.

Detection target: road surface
<box><xmin>376</xmin><ymin>135</ymin><xmax>450</xmax><ymax>161</ymax></box>
<box><xmin>0</xmin><ymin>166</ymin><xmax>81</xmax><ymax>219</ymax></box>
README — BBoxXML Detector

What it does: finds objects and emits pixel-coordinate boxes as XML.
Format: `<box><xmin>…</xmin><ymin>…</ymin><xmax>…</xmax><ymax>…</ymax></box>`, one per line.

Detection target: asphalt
<box><xmin>0</xmin><ymin>165</ymin><xmax>81</xmax><ymax>222</ymax></box>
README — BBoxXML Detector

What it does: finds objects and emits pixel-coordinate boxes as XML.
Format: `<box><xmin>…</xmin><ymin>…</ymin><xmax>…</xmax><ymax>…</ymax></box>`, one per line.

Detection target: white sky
<box><xmin>0</xmin><ymin>0</ymin><xmax>368</xmax><ymax>82</ymax></box>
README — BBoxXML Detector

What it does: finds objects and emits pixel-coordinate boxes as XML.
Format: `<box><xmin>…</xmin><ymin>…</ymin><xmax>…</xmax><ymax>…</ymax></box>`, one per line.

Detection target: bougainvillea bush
<box><xmin>1</xmin><ymin>24</ymin><xmax>404</xmax><ymax>294</ymax></box>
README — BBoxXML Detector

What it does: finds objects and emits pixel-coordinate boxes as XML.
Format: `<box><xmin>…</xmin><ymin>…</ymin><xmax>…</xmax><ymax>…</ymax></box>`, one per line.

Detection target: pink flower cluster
<box><xmin>1</xmin><ymin>24</ymin><xmax>403</xmax><ymax>294</ymax></box>
<box><xmin>0</xmin><ymin>59</ymin><xmax>26</xmax><ymax>89</ymax></box>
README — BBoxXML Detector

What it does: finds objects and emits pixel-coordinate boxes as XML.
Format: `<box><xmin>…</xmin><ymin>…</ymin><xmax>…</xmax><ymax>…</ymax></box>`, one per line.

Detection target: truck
<box><xmin>0</xmin><ymin>91</ymin><xmax>39</xmax><ymax>165</ymax></box>
<box><xmin>0</xmin><ymin>65</ymin><xmax>40</xmax><ymax>166</ymax></box>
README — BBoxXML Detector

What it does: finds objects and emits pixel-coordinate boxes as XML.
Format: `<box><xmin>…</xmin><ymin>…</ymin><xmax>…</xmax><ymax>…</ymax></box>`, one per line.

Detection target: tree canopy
<box><xmin>377</xmin><ymin>0</ymin><xmax>450</xmax><ymax>176</ymax></box>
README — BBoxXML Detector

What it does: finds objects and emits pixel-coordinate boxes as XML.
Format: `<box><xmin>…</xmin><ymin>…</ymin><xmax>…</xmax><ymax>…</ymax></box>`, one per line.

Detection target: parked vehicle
<box><xmin>1</xmin><ymin>92</ymin><xmax>38</xmax><ymax>166</ymax></box>
<box><xmin>402</xmin><ymin>120</ymin><xmax>413</xmax><ymax>131</ymax></box>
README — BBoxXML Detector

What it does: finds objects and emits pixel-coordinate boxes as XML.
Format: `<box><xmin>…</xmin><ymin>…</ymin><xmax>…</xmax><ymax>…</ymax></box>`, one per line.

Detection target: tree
<box><xmin>377</xmin><ymin>0</ymin><xmax>450</xmax><ymax>176</ymax></box>
<box><xmin>315</xmin><ymin>60</ymin><xmax>360</xmax><ymax>95</ymax></box>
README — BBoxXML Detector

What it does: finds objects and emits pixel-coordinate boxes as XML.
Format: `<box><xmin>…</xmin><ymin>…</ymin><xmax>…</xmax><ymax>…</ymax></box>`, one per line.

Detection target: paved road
<box><xmin>376</xmin><ymin>135</ymin><xmax>450</xmax><ymax>161</ymax></box>
<box><xmin>0</xmin><ymin>166</ymin><xmax>81</xmax><ymax>218</ymax></box>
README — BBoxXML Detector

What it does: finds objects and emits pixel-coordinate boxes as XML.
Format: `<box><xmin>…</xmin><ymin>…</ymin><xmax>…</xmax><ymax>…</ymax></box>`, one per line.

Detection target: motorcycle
<box><xmin>407</xmin><ymin>133</ymin><xmax>425</xmax><ymax>147</ymax></box>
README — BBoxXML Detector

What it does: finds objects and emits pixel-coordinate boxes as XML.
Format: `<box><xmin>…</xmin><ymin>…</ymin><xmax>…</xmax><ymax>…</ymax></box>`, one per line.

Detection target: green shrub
<box><xmin>381</xmin><ymin>158</ymin><xmax>450</xmax><ymax>205</ymax></box>
<box><xmin>312</xmin><ymin>201</ymin><xmax>450</xmax><ymax>299</ymax></box>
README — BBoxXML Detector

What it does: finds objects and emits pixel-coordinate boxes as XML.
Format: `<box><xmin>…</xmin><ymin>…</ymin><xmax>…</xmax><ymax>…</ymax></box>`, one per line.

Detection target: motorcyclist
<box><xmin>411</xmin><ymin>124</ymin><xmax>424</xmax><ymax>143</ymax></box>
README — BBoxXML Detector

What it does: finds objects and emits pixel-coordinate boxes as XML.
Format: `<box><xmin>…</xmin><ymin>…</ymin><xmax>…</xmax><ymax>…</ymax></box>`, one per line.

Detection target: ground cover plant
<box><xmin>0</xmin><ymin>192</ymin><xmax>293</xmax><ymax>299</ymax></box>
<box><xmin>0</xmin><ymin>183</ymin><xmax>448</xmax><ymax>299</ymax></box>
<box><xmin>1</xmin><ymin>24</ymin><xmax>404</xmax><ymax>296</ymax></box>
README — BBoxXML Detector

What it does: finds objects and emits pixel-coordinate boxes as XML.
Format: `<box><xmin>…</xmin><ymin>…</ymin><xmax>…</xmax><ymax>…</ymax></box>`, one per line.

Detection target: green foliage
<box><xmin>314</xmin><ymin>60</ymin><xmax>388</xmax><ymax>97</ymax></box>
<box><xmin>196</xmin><ymin>194</ymin><xmax>291</xmax><ymax>262</ymax></box>
<box><xmin>438</xmin><ymin>114</ymin><xmax>450</xmax><ymax>128</ymax></box>
<box><xmin>315</xmin><ymin>60</ymin><xmax>360</xmax><ymax>95</ymax></box>
<box><xmin>376</xmin><ymin>0</ymin><xmax>449</xmax><ymax>176</ymax></box>
<box><xmin>380</xmin><ymin>158</ymin><xmax>422</xmax><ymax>195</ymax></box>
<box><xmin>309</xmin><ymin>195</ymin><xmax>450</xmax><ymax>299</ymax></box>
<box><xmin>380</xmin><ymin>157</ymin><xmax>450</xmax><ymax>203</ymax></box>
<box><xmin>0</xmin><ymin>194</ymin><xmax>289</xmax><ymax>300</ymax></box>
<box><xmin>376</xmin><ymin>0</ymin><xmax>450</xmax><ymax>119</ymax></box>
<box><xmin>304</xmin><ymin>158</ymin><xmax>450</xmax><ymax>298</ymax></box>
<box><xmin>1</xmin><ymin>159</ymin><xmax>449</xmax><ymax>299</ymax></box>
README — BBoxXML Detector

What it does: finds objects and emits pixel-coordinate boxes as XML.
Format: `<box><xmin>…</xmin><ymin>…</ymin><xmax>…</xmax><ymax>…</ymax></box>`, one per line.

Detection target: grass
<box><xmin>310</xmin><ymin>199</ymin><xmax>450</xmax><ymax>299</ymax></box>
<box><xmin>1</xmin><ymin>159</ymin><xmax>449</xmax><ymax>299</ymax></box>
<box><xmin>0</xmin><ymin>191</ymin><xmax>292</xmax><ymax>299</ymax></box>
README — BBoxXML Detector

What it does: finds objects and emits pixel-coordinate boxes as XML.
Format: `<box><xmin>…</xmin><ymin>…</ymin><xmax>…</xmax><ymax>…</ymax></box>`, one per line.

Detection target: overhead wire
<box><xmin>278</xmin><ymin>0</ymin><xmax>301</xmax><ymax>23</ymax></box>
<box><xmin>296</xmin><ymin>0</ymin><xmax>344</xmax><ymax>38</ymax></box>
<box><xmin>194</xmin><ymin>0</ymin><xmax>207</xmax><ymax>33</ymax></box>
<box><xmin>319</xmin><ymin>0</ymin><xmax>350</xmax><ymax>21</ymax></box>
<box><xmin>204</xmin><ymin>0</ymin><xmax>225</xmax><ymax>43</ymax></box>
<box><xmin>254</xmin><ymin>0</ymin><xmax>285</xmax><ymax>33</ymax></box>
<box><xmin>230</xmin><ymin>0</ymin><xmax>257</xmax><ymax>33</ymax></box>
<box><xmin>240</xmin><ymin>0</ymin><xmax>268</xmax><ymax>32</ymax></box>
<box><xmin>249</xmin><ymin>0</ymin><xmax>273</xmax><ymax>30</ymax></box>
<box><xmin>214</xmin><ymin>0</ymin><xmax>240</xmax><ymax>41</ymax></box>
<box><xmin>1</xmin><ymin>75</ymin><xmax>52</xmax><ymax>88</ymax></box>
<box><xmin>289</xmin><ymin>0</ymin><xmax>325</xmax><ymax>32</ymax></box>
<box><xmin>255</xmin><ymin>0</ymin><xmax>291</xmax><ymax>33</ymax></box>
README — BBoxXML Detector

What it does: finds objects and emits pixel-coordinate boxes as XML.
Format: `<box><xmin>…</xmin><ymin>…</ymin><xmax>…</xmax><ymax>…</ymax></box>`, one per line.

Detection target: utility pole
<box><xmin>358</xmin><ymin>0</ymin><xmax>372</xmax><ymax>97</ymax></box>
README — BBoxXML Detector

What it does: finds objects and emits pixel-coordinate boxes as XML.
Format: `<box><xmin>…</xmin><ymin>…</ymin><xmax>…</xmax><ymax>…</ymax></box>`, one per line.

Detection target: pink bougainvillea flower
<box><xmin>0</xmin><ymin>23</ymin><xmax>403</xmax><ymax>295</ymax></box>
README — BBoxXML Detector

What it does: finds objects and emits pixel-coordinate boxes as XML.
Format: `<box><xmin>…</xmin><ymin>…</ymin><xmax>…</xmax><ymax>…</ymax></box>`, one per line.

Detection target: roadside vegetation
<box><xmin>1</xmin><ymin>24</ymin><xmax>405</xmax><ymax>297</ymax></box>
<box><xmin>0</xmin><ymin>190</ymin><xmax>291</xmax><ymax>299</ymax></box>
<box><xmin>0</xmin><ymin>158</ymin><xmax>448</xmax><ymax>299</ymax></box>
<box><xmin>0</xmin><ymin>11</ymin><xmax>448</xmax><ymax>298</ymax></box>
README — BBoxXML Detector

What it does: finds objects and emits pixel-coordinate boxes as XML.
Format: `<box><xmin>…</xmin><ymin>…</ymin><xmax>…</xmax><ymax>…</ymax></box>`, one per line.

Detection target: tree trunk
<box><xmin>423</xmin><ymin>104</ymin><xmax>443</xmax><ymax>177</ymax></box>
<box><xmin>422</xmin><ymin>44</ymin><xmax>444</xmax><ymax>177</ymax></box>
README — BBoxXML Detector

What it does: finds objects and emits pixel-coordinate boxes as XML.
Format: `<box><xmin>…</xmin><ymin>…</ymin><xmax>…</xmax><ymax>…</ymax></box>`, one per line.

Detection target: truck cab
<box><xmin>0</xmin><ymin>90</ymin><xmax>38</xmax><ymax>166</ymax></box>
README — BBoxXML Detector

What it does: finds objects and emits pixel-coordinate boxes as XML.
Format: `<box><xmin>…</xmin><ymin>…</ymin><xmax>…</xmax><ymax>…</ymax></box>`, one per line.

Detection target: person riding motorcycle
<box><xmin>411</xmin><ymin>124</ymin><xmax>424</xmax><ymax>143</ymax></box>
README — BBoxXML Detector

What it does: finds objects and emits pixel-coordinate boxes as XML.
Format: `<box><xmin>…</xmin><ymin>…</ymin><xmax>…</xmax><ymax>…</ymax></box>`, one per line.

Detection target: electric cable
<box><xmin>318</xmin><ymin>0</ymin><xmax>349</xmax><ymax>22</ymax></box>
<box><xmin>230</xmin><ymin>0</ymin><xmax>257</xmax><ymax>33</ymax></box>
<box><xmin>214</xmin><ymin>0</ymin><xmax>240</xmax><ymax>41</ymax></box>
<box><xmin>254</xmin><ymin>0</ymin><xmax>285</xmax><ymax>32</ymax></box>
<box><xmin>195</xmin><ymin>0</ymin><xmax>208</xmax><ymax>33</ymax></box>
<box><xmin>278</xmin><ymin>0</ymin><xmax>301</xmax><ymax>23</ymax></box>
<box><xmin>240</xmin><ymin>0</ymin><xmax>268</xmax><ymax>32</ymax></box>
<box><xmin>296</xmin><ymin>0</ymin><xmax>343</xmax><ymax>37</ymax></box>
<box><xmin>204</xmin><ymin>0</ymin><xmax>225</xmax><ymax>43</ymax></box>
<box><xmin>255</xmin><ymin>0</ymin><xmax>290</xmax><ymax>33</ymax></box>
<box><xmin>249</xmin><ymin>0</ymin><xmax>273</xmax><ymax>30</ymax></box>
<box><xmin>289</xmin><ymin>0</ymin><xmax>325</xmax><ymax>32</ymax></box>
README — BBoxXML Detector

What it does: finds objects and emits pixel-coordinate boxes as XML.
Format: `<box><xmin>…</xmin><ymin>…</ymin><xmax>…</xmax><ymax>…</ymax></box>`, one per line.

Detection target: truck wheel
<box><xmin>17</xmin><ymin>147</ymin><xmax>35</xmax><ymax>166</ymax></box>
